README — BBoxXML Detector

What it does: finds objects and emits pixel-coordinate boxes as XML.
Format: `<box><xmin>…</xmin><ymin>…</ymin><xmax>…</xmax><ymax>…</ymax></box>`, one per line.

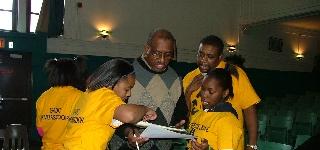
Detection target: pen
<box><xmin>133</xmin><ymin>133</ymin><xmax>139</xmax><ymax>150</ymax></box>
<box><xmin>132</xmin><ymin>126</ymin><xmax>140</xmax><ymax>150</ymax></box>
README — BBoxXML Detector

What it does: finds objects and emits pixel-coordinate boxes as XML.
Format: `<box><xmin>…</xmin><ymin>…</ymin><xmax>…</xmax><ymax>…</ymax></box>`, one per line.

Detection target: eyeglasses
<box><xmin>150</xmin><ymin>51</ymin><xmax>173</xmax><ymax>60</ymax></box>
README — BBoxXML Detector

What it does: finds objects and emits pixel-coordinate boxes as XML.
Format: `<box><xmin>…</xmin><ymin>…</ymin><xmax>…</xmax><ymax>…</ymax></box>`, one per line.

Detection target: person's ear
<box><xmin>223</xmin><ymin>89</ymin><xmax>229</xmax><ymax>98</ymax></box>
<box><xmin>219</xmin><ymin>53</ymin><xmax>223</xmax><ymax>61</ymax></box>
<box><xmin>144</xmin><ymin>44</ymin><xmax>150</xmax><ymax>55</ymax></box>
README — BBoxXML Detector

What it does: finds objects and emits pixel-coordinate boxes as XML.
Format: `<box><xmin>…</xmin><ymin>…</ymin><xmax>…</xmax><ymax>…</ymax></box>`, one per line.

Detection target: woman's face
<box><xmin>113</xmin><ymin>74</ymin><xmax>135</xmax><ymax>101</ymax></box>
<box><xmin>200</xmin><ymin>76</ymin><xmax>228</xmax><ymax>109</ymax></box>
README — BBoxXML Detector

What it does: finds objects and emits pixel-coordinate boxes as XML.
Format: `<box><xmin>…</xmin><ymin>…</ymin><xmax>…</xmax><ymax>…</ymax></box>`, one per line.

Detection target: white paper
<box><xmin>135</xmin><ymin>121</ymin><xmax>186</xmax><ymax>132</ymax></box>
<box><xmin>140</xmin><ymin>124</ymin><xmax>196</xmax><ymax>139</ymax></box>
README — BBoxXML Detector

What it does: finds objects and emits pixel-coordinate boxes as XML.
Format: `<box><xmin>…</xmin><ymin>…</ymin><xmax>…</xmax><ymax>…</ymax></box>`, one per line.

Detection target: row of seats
<box><xmin>0</xmin><ymin>124</ymin><xmax>29</xmax><ymax>150</ymax></box>
<box><xmin>259</xmin><ymin>96</ymin><xmax>320</xmax><ymax>109</ymax></box>
<box><xmin>257</xmin><ymin>110</ymin><xmax>318</xmax><ymax>145</ymax></box>
<box><xmin>258</xmin><ymin>108</ymin><xmax>318</xmax><ymax>119</ymax></box>
<box><xmin>257</xmin><ymin>140</ymin><xmax>292</xmax><ymax>150</ymax></box>
<box><xmin>247</xmin><ymin>93</ymin><xmax>320</xmax><ymax>149</ymax></box>
<box><xmin>259</xmin><ymin>101</ymin><xmax>320</xmax><ymax>112</ymax></box>
<box><xmin>260</xmin><ymin>93</ymin><xmax>320</xmax><ymax>107</ymax></box>
<box><xmin>173</xmin><ymin>138</ymin><xmax>309</xmax><ymax>150</ymax></box>
<box><xmin>256</xmin><ymin>135</ymin><xmax>311</xmax><ymax>150</ymax></box>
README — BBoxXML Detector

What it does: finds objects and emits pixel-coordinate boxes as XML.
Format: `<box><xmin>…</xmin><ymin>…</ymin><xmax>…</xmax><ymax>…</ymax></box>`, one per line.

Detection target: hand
<box><xmin>185</xmin><ymin>74</ymin><xmax>204</xmax><ymax>112</ymax></box>
<box><xmin>191</xmin><ymin>138</ymin><xmax>209</xmax><ymax>150</ymax></box>
<box><xmin>175</xmin><ymin>120</ymin><xmax>186</xmax><ymax>129</ymax></box>
<box><xmin>127</xmin><ymin>129</ymin><xmax>149</xmax><ymax>147</ymax></box>
<box><xmin>173</xmin><ymin>120</ymin><xmax>186</xmax><ymax>133</ymax></box>
<box><xmin>186</xmin><ymin>74</ymin><xmax>204</xmax><ymax>97</ymax></box>
<box><xmin>143</xmin><ymin>108</ymin><xmax>157</xmax><ymax>121</ymax></box>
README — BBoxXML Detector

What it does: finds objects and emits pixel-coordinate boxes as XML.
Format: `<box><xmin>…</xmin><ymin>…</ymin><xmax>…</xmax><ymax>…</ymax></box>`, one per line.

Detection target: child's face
<box><xmin>200</xmin><ymin>76</ymin><xmax>228</xmax><ymax>109</ymax></box>
<box><xmin>113</xmin><ymin>74</ymin><xmax>135</xmax><ymax>101</ymax></box>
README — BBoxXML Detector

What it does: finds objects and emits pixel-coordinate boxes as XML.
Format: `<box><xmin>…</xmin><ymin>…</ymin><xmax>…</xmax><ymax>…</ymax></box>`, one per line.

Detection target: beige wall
<box><xmin>238</xmin><ymin>0</ymin><xmax>320</xmax><ymax>72</ymax></box>
<box><xmin>49</xmin><ymin>0</ymin><xmax>240</xmax><ymax>62</ymax></box>
<box><xmin>240</xmin><ymin>0</ymin><xmax>320</xmax><ymax>24</ymax></box>
<box><xmin>47</xmin><ymin>0</ymin><xmax>320</xmax><ymax>72</ymax></box>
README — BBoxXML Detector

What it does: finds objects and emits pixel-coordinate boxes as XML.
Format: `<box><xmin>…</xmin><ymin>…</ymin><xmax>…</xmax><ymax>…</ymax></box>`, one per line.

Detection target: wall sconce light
<box><xmin>99</xmin><ymin>30</ymin><xmax>111</xmax><ymax>39</ymax></box>
<box><xmin>296</xmin><ymin>54</ymin><xmax>304</xmax><ymax>60</ymax></box>
<box><xmin>295</xmin><ymin>34</ymin><xmax>304</xmax><ymax>60</ymax></box>
<box><xmin>228</xmin><ymin>45</ymin><xmax>236</xmax><ymax>53</ymax></box>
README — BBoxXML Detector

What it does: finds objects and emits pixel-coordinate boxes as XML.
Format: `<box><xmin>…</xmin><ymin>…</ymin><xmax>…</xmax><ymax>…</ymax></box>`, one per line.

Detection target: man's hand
<box><xmin>143</xmin><ymin>108</ymin><xmax>157</xmax><ymax>121</ymax></box>
<box><xmin>174</xmin><ymin>120</ymin><xmax>186</xmax><ymax>128</ymax></box>
<box><xmin>185</xmin><ymin>74</ymin><xmax>204</xmax><ymax>111</ymax></box>
<box><xmin>186</xmin><ymin>74</ymin><xmax>204</xmax><ymax>95</ymax></box>
<box><xmin>127</xmin><ymin>128</ymin><xmax>149</xmax><ymax>147</ymax></box>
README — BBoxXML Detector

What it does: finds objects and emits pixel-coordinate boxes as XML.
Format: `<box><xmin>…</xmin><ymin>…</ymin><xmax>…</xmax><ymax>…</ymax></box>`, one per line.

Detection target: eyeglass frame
<box><xmin>147</xmin><ymin>46</ymin><xmax>173</xmax><ymax>60</ymax></box>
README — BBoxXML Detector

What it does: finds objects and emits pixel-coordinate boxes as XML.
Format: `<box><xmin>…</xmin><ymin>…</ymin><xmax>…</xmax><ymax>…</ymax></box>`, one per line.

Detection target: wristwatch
<box><xmin>247</xmin><ymin>144</ymin><xmax>258</xmax><ymax>150</ymax></box>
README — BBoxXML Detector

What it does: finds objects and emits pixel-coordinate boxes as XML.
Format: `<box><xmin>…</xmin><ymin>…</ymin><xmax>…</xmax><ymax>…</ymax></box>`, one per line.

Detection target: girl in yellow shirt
<box><xmin>63</xmin><ymin>58</ymin><xmax>157</xmax><ymax>150</ymax></box>
<box><xmin>36</xmin><ymin>56</ymin><xmax>87</xmax><ymax>150</ymax></box>
<box><xmin>188</xmin><ymin>66</ymin><xmax>242</xmax><ymax>150</ymax></box>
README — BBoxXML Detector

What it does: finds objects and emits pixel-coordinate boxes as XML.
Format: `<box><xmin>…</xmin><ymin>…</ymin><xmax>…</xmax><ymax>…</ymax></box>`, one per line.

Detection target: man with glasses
<box><xmin>109</xmin><ymin>28</ymin><xmax>188</xmax><ymax>150</ymax></box>
<box><xmin>183</xmin><ymin>35</ymin><xmax>260</xmax><ymax>150</ymax></box>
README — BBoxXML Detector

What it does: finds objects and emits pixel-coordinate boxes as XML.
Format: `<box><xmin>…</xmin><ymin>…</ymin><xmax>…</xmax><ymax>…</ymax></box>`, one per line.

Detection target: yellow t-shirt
<box><xmin>183</xmin><ymin>61</ymin><xmax>261</xmax><ymax>150</ymax></box>
<box><xmin>64</xmin><ymin>88</ymin><xmax>125</xmax><ymax>150</ymax></box>
<box><xmin>188</xmin><ymin>111</ymin><xmax>242</xmax><ymax>149</ymax></box>
<box><xmin>36</xmin><ymin>86</ymin><xmax>83</xmax><ymax>150</ymax></box>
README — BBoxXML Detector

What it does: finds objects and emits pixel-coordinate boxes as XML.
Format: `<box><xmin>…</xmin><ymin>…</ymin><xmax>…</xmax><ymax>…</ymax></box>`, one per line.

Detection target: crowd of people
<box><xmin>36</xmin><ymin>28</ymin><xmax>260</xmax><ymax>150</ymax></box>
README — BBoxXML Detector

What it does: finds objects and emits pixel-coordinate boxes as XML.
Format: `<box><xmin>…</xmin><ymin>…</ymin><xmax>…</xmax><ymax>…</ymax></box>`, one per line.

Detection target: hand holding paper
<box><xmin>126</xmin><ymin>127</ymin><xmax>149</xmax><ymax>148</ymax></box>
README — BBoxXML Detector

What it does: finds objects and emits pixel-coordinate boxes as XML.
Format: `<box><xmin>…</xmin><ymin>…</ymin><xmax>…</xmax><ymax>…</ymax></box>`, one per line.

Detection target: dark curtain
<box><xmin>36</xmin><ymin>0</ymin><xmax>64</xmax><ymax>38</ymax></box>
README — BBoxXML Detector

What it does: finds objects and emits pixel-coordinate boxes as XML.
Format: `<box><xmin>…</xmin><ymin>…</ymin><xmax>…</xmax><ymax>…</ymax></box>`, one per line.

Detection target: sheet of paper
<box><xmin>140</xmin><ymin>124</ymin><xmax>196</xmax><ymax>139</ymax></box>
<box><xmin>135</xmin><ymin>121</ymin><xmax>186</xmax><ymax>132</ymax></box>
